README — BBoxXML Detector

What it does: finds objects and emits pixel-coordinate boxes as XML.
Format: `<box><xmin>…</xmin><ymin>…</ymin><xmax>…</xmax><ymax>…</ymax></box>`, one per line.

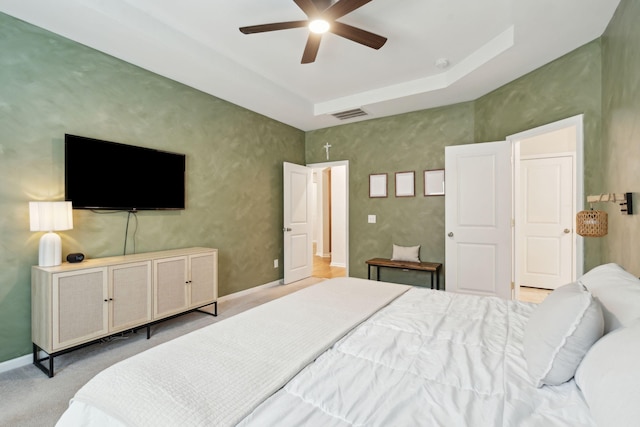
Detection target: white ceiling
<box><xmin>1</xmin><ymin>0</ymin><xmax>620</xmax><ymax>131</ymax></box>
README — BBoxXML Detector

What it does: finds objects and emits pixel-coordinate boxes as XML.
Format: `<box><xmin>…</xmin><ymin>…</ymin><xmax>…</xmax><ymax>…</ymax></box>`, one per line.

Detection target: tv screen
<box><xmin>65</xmin><ymin>134</ymin><xmax>186</xmax><ymax>210</ymax></box>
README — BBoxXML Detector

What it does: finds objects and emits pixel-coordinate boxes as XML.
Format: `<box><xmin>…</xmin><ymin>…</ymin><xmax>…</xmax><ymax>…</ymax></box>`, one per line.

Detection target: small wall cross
<box><xmin>323</xmin><ymin>142</ymin><xmax>332</xmax><ymax>160</ymax></box>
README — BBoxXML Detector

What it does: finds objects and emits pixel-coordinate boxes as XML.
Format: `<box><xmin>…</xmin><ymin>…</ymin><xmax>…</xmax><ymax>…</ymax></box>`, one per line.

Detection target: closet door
<box><xmin>517</xmin><ymin>156</ymin><xmax>574</xmax><ymax>290</ymax></box>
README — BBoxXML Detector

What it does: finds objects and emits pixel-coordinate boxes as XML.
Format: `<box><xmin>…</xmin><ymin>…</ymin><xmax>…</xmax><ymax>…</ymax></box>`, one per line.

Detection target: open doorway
<box><xmin>309</xmin><ymin>161</ymin><xmax>348</xmax><ymax>279</ymax></box>
<box><xmin>509</xmin><ymin>115</ymin><xmax>584</xmax><ymax>301</ymax></box>
<box><xmin>444</xmin><ymin>115</ymin><xmax>583</xmax><ymax>303</ymax></box>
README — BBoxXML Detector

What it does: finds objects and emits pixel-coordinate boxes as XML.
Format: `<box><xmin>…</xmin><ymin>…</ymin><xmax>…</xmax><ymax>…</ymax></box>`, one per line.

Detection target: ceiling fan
<box><xmin>239</xmin><ymin>0</ymin><xmax>387</xmax><ymax>64</ymax></box>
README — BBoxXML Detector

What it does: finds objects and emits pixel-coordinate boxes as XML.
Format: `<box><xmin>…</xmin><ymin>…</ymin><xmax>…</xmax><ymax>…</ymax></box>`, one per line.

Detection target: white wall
<box><xmin>330</xmin><ymin>165</ymin><xmax>347</xmax><ymax>267</ymax></box>
<box><xmin>313</xmin><ymin>168</ymin><xmax>332</xmax><ymax>257</ymax></box>
<box><xmin>520</xmin><ymin>126</ymin><xmax>576</xmax><ymax>155</ymax></box>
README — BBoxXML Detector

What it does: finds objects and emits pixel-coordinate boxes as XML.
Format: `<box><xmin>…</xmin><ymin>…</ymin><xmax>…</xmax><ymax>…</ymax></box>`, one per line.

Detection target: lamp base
<box><xmin>39</xmin><ymin>232</ymin><xmax>62</xmax><ymax>267</ymax></box>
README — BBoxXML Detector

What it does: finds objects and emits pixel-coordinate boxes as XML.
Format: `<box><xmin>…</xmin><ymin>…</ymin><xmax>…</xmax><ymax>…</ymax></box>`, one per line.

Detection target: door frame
<box><xmin>507</xmin><ymin>114</ymin><xmax>584</xmax><ymax>298</ymax></box>
<box><xmin>307</xmin><ymin>160</ymin><xmax>350</xmax><ymax>277</ymax></box>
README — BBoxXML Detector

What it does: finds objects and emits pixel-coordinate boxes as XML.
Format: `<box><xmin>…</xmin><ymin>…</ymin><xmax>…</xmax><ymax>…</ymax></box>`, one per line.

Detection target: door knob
<box><xmin>564</xmin><ymin>228</ymin><xmax>571</xmax><ymax>234</ymax></box>
<box><xmin>448</xmin><ymin>232</ymin><xmax>454</xmax><ymax>237</ymax></box>
<box><xmin>283</xmin><ymin>227</ymin><xmax>292</xmax><ymax>232</ymax></box>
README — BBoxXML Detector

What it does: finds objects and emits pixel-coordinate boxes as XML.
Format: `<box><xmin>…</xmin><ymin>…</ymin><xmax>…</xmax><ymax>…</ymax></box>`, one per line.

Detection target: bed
<box><xmin>56</xmin><ymin>264</ymin><xmax>640</xmax><ymax>426</ymax></box>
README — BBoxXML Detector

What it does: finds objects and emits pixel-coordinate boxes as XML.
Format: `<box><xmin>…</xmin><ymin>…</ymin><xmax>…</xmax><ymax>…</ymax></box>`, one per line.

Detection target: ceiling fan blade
<box><xmin>301</xmin><ymin>33</ymin><xmax>322</xmax><ymax>64</ymax></box>
<box><xmin>240</xmin><ymin>20</ymin><xmax>309</xmax><ymax>34</ymax></box>
<box><xmin>323</xmin><ymin>0</ymin><xmax>373</xmax><ymax>20</ymax></box>
<box><xmin>294</xmin><ymin>0</ymin><xmax>320</xmax><ymax>18</ymax></box>
<box><xmin>329</xmin><ymin>21</ymin><xmax>387</xmax><ymax>49</ymax></box>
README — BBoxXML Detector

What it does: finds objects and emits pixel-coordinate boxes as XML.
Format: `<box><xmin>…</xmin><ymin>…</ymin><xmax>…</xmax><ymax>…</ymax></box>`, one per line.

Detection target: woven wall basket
<box><xmin>576</xmin><ymin>210</ymin><xmax>608</xmax><ymax>237</ymax></box>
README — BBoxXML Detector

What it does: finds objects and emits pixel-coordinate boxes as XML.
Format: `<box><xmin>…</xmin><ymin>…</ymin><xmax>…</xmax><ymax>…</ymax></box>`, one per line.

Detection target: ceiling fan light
<box><xmin>309</xmin><ymin>19</ymin><xmax>330</xmax><ymax>34</ymax></box>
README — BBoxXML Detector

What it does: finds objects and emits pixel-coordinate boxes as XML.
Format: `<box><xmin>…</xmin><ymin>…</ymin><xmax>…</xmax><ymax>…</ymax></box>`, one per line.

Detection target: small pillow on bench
<box><xmin>391</xmin><ymin>244</ymin><xmax>420</xmax><ymax>263</ymax></box>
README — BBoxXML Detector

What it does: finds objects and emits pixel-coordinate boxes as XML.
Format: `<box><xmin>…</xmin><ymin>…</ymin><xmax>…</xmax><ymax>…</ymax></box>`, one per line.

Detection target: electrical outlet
<box><xmin>274</xmin><ymin>259</ymin><xmax>279</xmax><ymax>268</ymax></box>
<box><xmin>368</xmin><ymin>215</ymin><xmax>376</xmax><ymax>223</ymax></box>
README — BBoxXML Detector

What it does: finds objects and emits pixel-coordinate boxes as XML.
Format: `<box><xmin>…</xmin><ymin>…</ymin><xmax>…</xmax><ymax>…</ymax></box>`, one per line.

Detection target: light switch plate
<box><xmin>368</xmin><ymin>215</ymin><xmax>376</xmax><ymax>223</ymax></box>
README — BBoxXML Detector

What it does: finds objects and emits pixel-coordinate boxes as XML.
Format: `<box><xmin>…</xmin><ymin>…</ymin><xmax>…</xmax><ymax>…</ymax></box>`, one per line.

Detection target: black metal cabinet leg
<box><xmin>33</xmin><ymin>343</ymin><xmax>54</xmax><ymax>378</ymax></box>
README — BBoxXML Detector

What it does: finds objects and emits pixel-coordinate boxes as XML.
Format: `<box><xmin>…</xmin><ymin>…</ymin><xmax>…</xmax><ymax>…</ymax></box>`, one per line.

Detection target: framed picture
<box><xmin>369</xmin><ymin>173</ymin><xmax>387</xmax><ymax>198</ymax></box>
<box><xmin>395</xmin><ymin>171</ymin><xmax>415</xmax><ymax>197</ymax></box>
<box><xmin>424</xmin><ymin>169</ymin><xmax>445</xmax><ymax>196</ymax></box>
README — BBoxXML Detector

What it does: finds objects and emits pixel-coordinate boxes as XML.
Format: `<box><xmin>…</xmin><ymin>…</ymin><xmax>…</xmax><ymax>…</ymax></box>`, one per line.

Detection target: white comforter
<box><xmin>239</xmin><ymin>287</ymin><xmax>596</xmax><ymax>426</ymax></box>
<box><xmin>57</xmin><ymin>278</ymin><xmax>410</xmax><ymax>427</ymax></box>
<box><xmin>58</xmin><ymin>279</ymin><xmax>596</xmax><ymax>426</ymax></box>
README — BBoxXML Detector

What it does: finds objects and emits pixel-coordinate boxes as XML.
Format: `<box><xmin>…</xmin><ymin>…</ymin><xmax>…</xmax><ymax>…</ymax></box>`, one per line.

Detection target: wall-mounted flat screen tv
<box><xmin>65</xmin><ymin>134</ymin><xmax>186</xmax><ymax>210</ymax></box>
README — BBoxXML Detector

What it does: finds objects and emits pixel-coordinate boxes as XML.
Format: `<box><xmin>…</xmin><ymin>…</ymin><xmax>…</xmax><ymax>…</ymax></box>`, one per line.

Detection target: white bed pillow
<box><xmin>578</xmin><ymin>263</ymin><xmax>640</xmax><ymax>334</ymax></box>
<box><xmin>390</xmin><ymin>244</ymin><xmax>420</xmax><ymax>262</ymax></box>
<box><xmin>575</xmin><ymin>319</ymin><xmax>640</xmax><ymax>427</ymax></box>
<box><xmin>523</xmin><ymin>282</ymin><xmax>604</xmax><ymax>387</ymax></box>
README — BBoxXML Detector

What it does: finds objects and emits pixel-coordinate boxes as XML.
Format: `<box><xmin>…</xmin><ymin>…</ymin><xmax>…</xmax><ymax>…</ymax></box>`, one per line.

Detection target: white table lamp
<box><xmin>29</xmin><ymin>201</ymin><xmax>73</xmax><ymax>267</ymax></box>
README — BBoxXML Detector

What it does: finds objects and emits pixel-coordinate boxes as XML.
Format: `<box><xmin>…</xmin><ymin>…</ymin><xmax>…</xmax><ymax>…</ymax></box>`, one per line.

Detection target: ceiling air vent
<box><xmin>331</xmin><ymin>108</ymin><xmax>368</xmax><ymax>120</ymax></box>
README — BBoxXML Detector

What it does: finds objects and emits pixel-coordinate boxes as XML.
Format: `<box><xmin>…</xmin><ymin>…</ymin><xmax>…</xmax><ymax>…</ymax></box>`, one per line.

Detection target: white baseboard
<box><xmin>217</xmin><ymin>278</ymin><xmax>283</xmax><ymax>303</ymax></box>
<box><xmin>0</xmin><ymin>353</ymin><xmax>32</xmax><ymax>374</ymax></box>
<box><xmin>330</xmin><ymin>262</ymin><xmax>347</xmax><ymax>268</ymax></box>
<box><xmin>1</xmin><ymin>279</ymin><xmax>286</xmax><ymax>374</ymax></box>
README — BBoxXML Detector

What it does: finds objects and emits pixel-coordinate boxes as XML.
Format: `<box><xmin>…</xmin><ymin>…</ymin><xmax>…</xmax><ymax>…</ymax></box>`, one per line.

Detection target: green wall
<box><xmin>0</xmin><ymin>13</ymin><xmax>305</xmax><ymax>363</ymax></box>
<box><xmin>601</xmin><ymin>0</ymin><xmax>640</xmax><ymax>275</ymax></box>
<box><xmin>307</xmin><ymin>40</ymin><xmax>605</xmax><ymax>283</ymax></box>
<box><xmin>306</xmin><ymin>103</ymin><xmax>474</xmax><ymax>284</ymax></box>
<box><xmin>474</xmin><ymin>39</ymin><xmax>603</xmax><ymax>270</ymax></box>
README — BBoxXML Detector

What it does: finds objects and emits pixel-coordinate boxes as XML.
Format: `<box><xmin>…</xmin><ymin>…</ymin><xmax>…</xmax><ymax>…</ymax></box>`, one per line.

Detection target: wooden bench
<box><xmin>366</xmin><ymin>258</ymin><xmax>443</xmax><ymax>290</ymax></box>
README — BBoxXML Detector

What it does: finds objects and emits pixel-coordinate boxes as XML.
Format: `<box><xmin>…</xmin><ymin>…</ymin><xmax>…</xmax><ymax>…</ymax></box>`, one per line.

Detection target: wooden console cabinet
<box><xmin>31</xmin><ymin>247</ymin><xmax>218</xmax><ymax>377</ymax></box>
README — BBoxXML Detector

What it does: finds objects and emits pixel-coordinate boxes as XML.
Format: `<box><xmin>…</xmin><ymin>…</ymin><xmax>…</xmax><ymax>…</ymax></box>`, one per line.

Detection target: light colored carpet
<box><xmin>0</xmin><ymin>277</ymin><xmax>323</xmax><ymax>427</ymax></box>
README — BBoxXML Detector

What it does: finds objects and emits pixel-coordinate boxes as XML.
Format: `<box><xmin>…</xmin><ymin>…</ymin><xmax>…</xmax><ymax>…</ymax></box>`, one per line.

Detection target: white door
<box><xmin>517</xmin><ymin>156</ymin><xmax>573</xmax><ymax>289</ymax></box>
<box><xmin>445</xmin><ymin>141</ymin><xmax>512</xmax><ymax>299</ymax></box>
<box><xmin>283</xmin><ymin>162</ymin><xmax>313</xmax><ymax>284</ymax></box>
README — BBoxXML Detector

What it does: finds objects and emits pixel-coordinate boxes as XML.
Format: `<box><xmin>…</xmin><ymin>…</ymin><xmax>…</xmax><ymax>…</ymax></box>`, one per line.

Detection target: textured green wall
<box><xmin>0</xmin><ymin>13</ymin><xmax>304</xmax><ymax>362</ymax></box>
<box><xmin>601</xmin><ymin>0</ymin><xmax>640</xmax><ymax>275</ymax></box>
<box><xmin>306</xmin><ymin>103</ymin><xmax>475</xmax><ymax>284</ymax></box>
<box><xmin>306</xmin><ymin>41</ymin><xmax>605</xmax><ymax>284</ymax></box>
<box><xmin>474</xmin><ymin>40</ymin><xmax>603</xmax><ymax>271</ymax></box>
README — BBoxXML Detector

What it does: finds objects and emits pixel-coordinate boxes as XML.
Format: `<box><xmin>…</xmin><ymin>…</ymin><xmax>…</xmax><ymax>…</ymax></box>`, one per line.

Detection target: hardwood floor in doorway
<box><xmin>519</xmin><ymin>286</ymin><xmax>552</xmax><ymax>304</ymax></box>
<box><xmin>313</xmin><ymin>252</ymin><xmax>346</xmax><ymax>279</ymax></box>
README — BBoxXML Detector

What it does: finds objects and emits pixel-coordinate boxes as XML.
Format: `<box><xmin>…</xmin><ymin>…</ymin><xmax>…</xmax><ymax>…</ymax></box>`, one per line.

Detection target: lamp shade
<box><xmin>29</xmin><ymin>201</ymin><xmax>73</xmax><ymax>267</ymax></box>
<box><xmin>29</xmin><ymin>201</ymin><xmax>73</xmax><ymax>232</ymax></box>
